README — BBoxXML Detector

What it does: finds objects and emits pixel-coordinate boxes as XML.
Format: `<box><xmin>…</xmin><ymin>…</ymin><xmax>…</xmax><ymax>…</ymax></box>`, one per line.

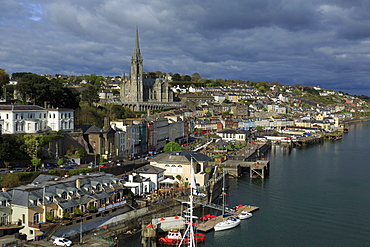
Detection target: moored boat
<box><xmin>214</xmin><ymin>216</ymin><xmax>241</xmax><ymax>231</ymax></box>
<box><xmin>238</xmin><ymin>210</ymin><xmax>253</xmax><ymax>220</ymax></box>
<box><xmin>158</xmin><ymin>230</ymin><xmax>205</xmax><ymax>245</ymax></box>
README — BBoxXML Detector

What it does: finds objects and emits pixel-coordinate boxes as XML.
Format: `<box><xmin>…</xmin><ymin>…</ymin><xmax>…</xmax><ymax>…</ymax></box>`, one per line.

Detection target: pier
<box><xmin>196</xmin><ymin>205</ymin><xmax>259</xmax><ymax>232</ymax></box>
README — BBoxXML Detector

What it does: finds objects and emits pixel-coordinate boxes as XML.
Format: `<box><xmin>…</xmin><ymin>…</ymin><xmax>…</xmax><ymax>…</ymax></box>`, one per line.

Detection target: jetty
<box><xmin>196</xmin><ymin>205</ymin><xmax>259</xmax><ymax>232</ymax></box>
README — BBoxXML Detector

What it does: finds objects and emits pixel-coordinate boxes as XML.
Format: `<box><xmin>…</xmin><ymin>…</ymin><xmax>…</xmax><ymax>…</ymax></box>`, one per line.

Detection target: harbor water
<box><xmin>121</xmin><ymin>122</ymin><xmax>370</xmax><ymax>247</ymax></box>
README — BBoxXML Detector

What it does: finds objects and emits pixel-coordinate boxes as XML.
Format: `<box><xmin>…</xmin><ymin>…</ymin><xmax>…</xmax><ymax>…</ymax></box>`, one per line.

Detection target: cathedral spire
<box><xmin>133</xmin><ymin>27</ymin><xmax>141</xmax><ymax>58</ymax></box>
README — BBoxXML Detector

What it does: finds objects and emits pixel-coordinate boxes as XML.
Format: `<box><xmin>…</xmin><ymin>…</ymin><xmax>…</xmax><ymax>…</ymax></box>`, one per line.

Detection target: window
<box><xmin>61</xmin><ymin>192</ymin><xmax>67</xmax><ymax>199</ymax></box>
<box><xmin>165</xmin><ymin>165</ymin><xmax>170</xmax><ymax>172</ymax></box>
<box><xmin>171</xmin><ymin>165</ymin><xmax>176</xmax><ymax>173</ymax></box>
<box><xmin>33</xmin><ymin>213</ymin><xmax>39</xmax><ymax>224</ymax></box>
<box><xmin>0</xmin><ymin>214</ymin><xmax>8</xmax><ymax>225</ymax></box>
<box><xmin>177</xmin><ymin>165</ymin><xmax>183</xmax><ymax>173</ymax></box>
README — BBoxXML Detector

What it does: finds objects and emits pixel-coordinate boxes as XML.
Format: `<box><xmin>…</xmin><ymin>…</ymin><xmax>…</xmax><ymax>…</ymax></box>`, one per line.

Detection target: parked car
<box><xmin>43</xmin><ymin>162</ymin><xmax>57</xmax><ymax>168</ymax></box>
<box><xmin>25</xmin><ymin>167</ymin><xmax>40</xmax><ymax>172</ymax></box>
<box><xmin>10</xmin><ymin>168</ymin><xmax>24</xmax><ymax>173</ymax></box>
<box><xmin>53</xmin><ymin>237</ymin><xmax>72</xmax><ymax>246</ymax></box>
<box><xmin>44</xmin><ymin>167</ymin><xmax>56</xmax><ymax>171</ymax></box>
<box><xmin>0</xmin><ymin>169</ymin><xmax>9</xmax><ymax>173</ymax></box>
<box><xmin>99</xmin><ymin>162</ymin><xmax>110</xmax><ymax>168</ymax></box>
<box><xmin>88</xmin><ymin>161</ymin><xmax>99</xmax><ymax>168</ymax></box>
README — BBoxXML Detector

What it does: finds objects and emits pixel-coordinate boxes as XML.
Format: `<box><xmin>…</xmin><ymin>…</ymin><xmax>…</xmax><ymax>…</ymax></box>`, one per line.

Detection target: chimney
<box><xmin>76</xmin><ymin>178</ymin><xmax>81</xmax><ymax>188</ymax></box>
<box><xmin>2</xmin><ymin>187</ymin><xmax>6</xmax><ymax>192</ymax></box>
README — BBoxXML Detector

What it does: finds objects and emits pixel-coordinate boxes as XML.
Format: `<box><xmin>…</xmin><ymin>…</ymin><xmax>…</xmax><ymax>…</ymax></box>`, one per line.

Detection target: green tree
<box><xmin>46</xmin><ymin>212</ymin><xmax>55</xmax><ymax>222</ymax></box>
<box><xmin>16</xmin><ymin>74</ymin><xmax>80</xmax><ymax>108</ymax></box>
<box><xmin>164</xmin><ymin>142</ymin><xmax>183</xmax><ymax>152</ymax></box>
<box><xmin>0</xmin><ymin>69</ymin><xmax>10</xmax><ymax>89</ymax></box>
<box><xmin>182</xmin><ymin>75</ymin><xmax>191</xmax><ymax>81</ymax></box>
<box><xmin>21</xmin><ymin>134</ymin><xmax>39</xmax><ymax>159</ymax></box>
<box><xmin>172</xmin><ymin>73</ymin><xmax>181</xmax><ymax>81</ymax></box>
<box><xmin>191</xmin><ymin>73</ymin><xmax>201</xmax><ymax>81</ymax></box>
<box><xmin>81</xmin><ymin>85</ymin><xmax>99</xmax><ymax>106</ymax></box>
<box><xmin>63</xmin><ymin>211</ymin><xmax>71</xmax><ymax>219</ymax></box>
<box><xmin>57</xmin><ymin>158</ymin><xmax>64</xmax><ymax>166</ymax></box>
<box><xmin>73</xmin><ymin>207</ymin><xmax>82</xmax><ymax>216</ymax></box>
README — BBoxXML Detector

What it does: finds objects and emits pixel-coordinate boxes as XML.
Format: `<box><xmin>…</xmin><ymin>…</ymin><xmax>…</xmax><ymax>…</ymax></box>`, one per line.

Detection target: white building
<box><xmin>47</xmin><ymin>108</ymin><xmax>74</xmax><ymax>131</ymax></box>
<box><xmin>0</xmin><ymin>105</ymin><xmax>74</xmax><ymax>134</ymax></box>
<box><xmin>134</xmin><ymin>165</ymin><xmax>166</xmax><ymax>191</ymax></box>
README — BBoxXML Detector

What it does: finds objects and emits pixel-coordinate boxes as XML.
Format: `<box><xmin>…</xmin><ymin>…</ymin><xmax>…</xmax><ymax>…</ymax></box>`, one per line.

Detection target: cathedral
<box><xmin>120</xmin><ymin>28</ymin><xmax>173</xmax><ymax>104</ymax></box>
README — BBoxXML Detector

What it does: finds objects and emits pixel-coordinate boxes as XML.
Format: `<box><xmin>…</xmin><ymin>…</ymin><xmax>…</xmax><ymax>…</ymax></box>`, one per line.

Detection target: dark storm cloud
<box><xmin>1</xmin><ymin>0</ymin><xmax>370</xmax><ymax>95</ymax></box>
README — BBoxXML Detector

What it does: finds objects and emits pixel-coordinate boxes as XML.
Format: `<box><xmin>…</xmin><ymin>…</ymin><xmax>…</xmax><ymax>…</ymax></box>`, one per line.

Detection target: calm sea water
<box><xmin>121</xmin><ymin>122</ymin><xmax>370</xmax><ymax>247</ymax></box>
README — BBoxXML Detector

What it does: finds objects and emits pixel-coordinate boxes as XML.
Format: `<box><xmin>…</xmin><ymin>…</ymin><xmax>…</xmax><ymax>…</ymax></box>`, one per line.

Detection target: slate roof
<box><xmin>74</xmin><ymin>125</ymin><xmax>102</xmax><ymax>134</ymax></box>
<box><xmin>9</xmin><ymin>173</ymin><xmax>122</xmax><ymax>208</ymax></box>
<box><xmin>151</xmin><ymin>151</ymin><xmax>209</xmax><ymax>164</ymax></box>
<box><xmin>0</xmin><ymin>105</ymin><xmax>45</xmax><ymax>111</ymax></box>
<box><xmin>135</xmin><ymin>165</ymin><xmax>165</xmax><ymax>174</ymax></box>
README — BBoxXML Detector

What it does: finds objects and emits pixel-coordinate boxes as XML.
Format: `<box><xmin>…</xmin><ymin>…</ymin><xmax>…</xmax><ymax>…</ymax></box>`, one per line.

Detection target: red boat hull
<box><xmin>158</xmin><ymin>233</ymin><xmax>205</xmax><ymax>245</ymax></box>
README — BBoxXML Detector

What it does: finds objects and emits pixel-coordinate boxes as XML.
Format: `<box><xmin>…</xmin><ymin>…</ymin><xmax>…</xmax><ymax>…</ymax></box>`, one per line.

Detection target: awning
<box><xmin>159</xmin><ymin>178</ymin><xmax>175</xmax><ymax>184</ymax></box>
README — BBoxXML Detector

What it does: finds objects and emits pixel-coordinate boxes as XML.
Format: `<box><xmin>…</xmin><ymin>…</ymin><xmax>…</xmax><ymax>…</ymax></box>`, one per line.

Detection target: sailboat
<box><xmin>214</xmin><ymin>169</ymin><xmax>241</xmax><ymax>232</ymax></box>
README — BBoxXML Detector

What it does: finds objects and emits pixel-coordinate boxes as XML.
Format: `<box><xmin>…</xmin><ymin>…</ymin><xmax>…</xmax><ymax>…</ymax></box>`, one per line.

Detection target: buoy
<box><xmin>160</xmin><ymin>217</ymin><xmax>165</xmax><ymax>221</ymax></box>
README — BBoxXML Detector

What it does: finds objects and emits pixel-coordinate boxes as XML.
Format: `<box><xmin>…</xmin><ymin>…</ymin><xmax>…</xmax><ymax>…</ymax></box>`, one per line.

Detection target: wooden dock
<box><xmin>196</xmin><ymin>205</ymin><xmax>259</xmax><ymax>232</ymax></box>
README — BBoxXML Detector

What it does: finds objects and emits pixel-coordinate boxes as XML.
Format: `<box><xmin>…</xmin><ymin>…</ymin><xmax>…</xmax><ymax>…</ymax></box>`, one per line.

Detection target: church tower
<box><xmin>130</xmin><ymin>27</ymin><xmax>143</xmax><ymax>102</ymax></box>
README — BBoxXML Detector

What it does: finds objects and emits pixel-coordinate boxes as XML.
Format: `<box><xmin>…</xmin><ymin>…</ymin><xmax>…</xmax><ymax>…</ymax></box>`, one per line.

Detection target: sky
<box><xmin>1</xmin><ymin>0</ymin><xmax>370</xmax><ymax>96</ymax></box>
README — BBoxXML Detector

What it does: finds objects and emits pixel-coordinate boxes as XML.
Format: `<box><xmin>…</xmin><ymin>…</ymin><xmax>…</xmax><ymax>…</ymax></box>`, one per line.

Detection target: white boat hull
<box><xmin>214</xmin><ymin>217</ymin><xmax>241</xmax><ymax>231</ymax></box>
<box><xmin>238</xmin><ymin>211</ymin><xmax>253</xmax><ymax>220</ymax></box>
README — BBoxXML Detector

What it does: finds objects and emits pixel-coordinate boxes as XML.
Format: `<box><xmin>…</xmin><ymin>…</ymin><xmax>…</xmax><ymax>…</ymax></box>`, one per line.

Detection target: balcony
<box><xmin>0</xmin><ymin>222</ymin><xmax>24</xmax><ymax>230</ymax></box>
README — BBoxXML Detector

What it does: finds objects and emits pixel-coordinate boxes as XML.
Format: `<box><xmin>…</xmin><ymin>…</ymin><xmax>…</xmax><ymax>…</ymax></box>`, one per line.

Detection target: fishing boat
<box><xmin>238</xmin><ymin>210</ymin><xmax>253</xmax><ymax>220</ymax></box>
<box><xmin>214</xmin><ymin>169</ymin><xmax>241</xmax><ymax>232</ymax></box>
<box><xmin>157</xmin><ymin>230</ymin><xmax>205</xmax><ymax>245</ymax></box>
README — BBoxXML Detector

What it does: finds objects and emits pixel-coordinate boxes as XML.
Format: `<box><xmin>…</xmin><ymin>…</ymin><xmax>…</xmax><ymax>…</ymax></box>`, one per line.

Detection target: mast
<box><xmin>179</xmin><ymin>157</ymin><xmax>196</xmax><ymax>247</ymax></box>
<box><xmin>189</xmin><ymin>157</ymin><xmax>194</xmax><ymax>247</ymax></box>
<box><xmin>222</xmin><ymin>168</ymin><xmax>225</xmax><ymax>216</ymax></box>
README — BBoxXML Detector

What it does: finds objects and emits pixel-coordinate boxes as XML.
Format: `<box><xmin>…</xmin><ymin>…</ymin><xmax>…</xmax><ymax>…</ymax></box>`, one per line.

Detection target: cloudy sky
<box><xmin>2</xmin><ymin>0</ymin><xmax>370</xmax><ymax>96</ymax></box>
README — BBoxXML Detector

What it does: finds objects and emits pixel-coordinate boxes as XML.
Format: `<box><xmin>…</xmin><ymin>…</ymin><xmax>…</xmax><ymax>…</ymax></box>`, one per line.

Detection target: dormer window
<box><xmin>61</xmin><ymin>192</ymin><xmax>67</xmax><ymax>200</ymax></box>
<box><xmin>1</xmin><ymin>200</ymin><xmax>6</xmax><ymax>207</ymax></box>
<box><xmin>49</xmin><ymin>196</ymin><xmax>54</xmax><ymax>202</ymax></box>
<box><xmin>33</xmin><ymin>200</ymin><xmax>38</xmax><ymax>205</ymax></box>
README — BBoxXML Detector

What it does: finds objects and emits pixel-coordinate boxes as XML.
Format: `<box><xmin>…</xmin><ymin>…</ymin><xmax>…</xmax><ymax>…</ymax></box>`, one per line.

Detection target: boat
<box><xmin>238</xmin><ymin>210</ymin><xmax>253</xmax><ymax>220</ymax></box>
<box><xmin>214</xmin><ymin>216</ymin><xmax>241</xmax><ymax>231</ymax></box>
<box><xmin>157</xmin><ymin>230</ymin><xmax>205</xmax><ymax>245</ymax></box>
<box><xmin>213</xmin><ymin>169</ymin><xmax>241</xmax><ymax>232</ymax></box>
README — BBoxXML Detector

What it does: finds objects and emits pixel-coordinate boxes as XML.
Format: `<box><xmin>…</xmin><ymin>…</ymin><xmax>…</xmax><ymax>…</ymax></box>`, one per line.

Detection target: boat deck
<box><xmin>196</xmin><ymin>205</ymin><xmax>259</xmax><ymax>232</ymax></box>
